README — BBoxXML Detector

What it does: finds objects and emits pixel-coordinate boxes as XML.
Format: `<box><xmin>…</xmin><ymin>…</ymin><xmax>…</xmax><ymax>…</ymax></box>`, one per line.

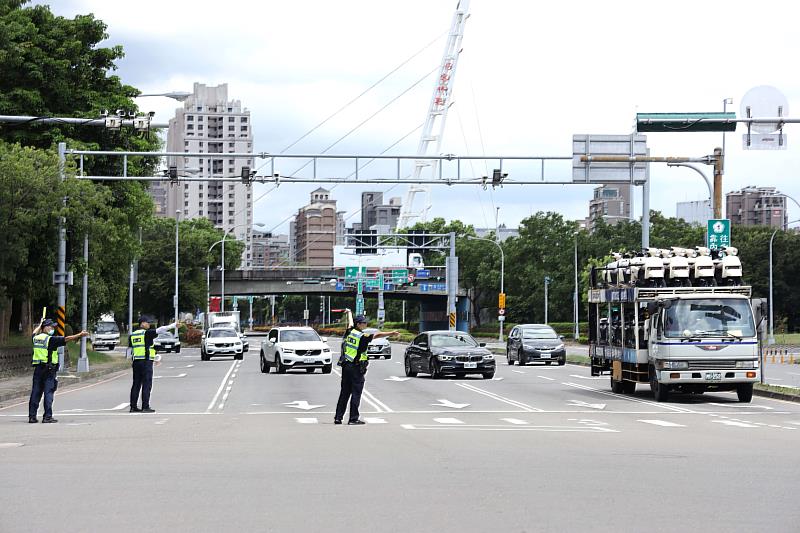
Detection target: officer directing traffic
<box><xmin>129</xmin><ymin>316</ymin><xmax>179</xmax><ymax>413</ymax></box>
<box><xmin>334</xmin><ymin>311</ymin><xmax>398</xmax><ymax>425</ymax></box>
<box><xmin>29</xmin><ymin>318</ymin><xmax>89</xmax><ymax>423</ymax></box>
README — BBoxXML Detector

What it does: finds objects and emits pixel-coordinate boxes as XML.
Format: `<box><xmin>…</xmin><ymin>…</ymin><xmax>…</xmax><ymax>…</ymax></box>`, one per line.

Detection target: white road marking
<box><xmin>707</xmin><ymin>403</ymin><xmax>773</xmax><ymax>410</ymax></box>
<box><xmin>154</xmin><ymin>418</ymin><xmax>169</xmax><ymax>425</ymax></box>
<box><xmin>362</xmin><ymin>388</ymin><xmax>393</xmax><ymax>413</ymax></box>
<box><xmin>567</xmin><ymin>400</ymin><xmax>606</xmax><ymax>410</ymax></box>
<box><xmin>434</xmin><ymin>418</ymin><xmax>464</xmax><ymax>424</ymax></box>
<box><xmin>206</xmin><ymin>360</ymin><xmax>238</xmax><ymax>412</ymax></box>
<box><xmin>283</xmin><ymin>401</ymin><xmax>325</xmax><ymax>410</ymax></box>
<box><xmin>0</xmin><ymin>443</ymin><xmax>24</xmax><ymax>448</ymax></box>
<box><xmin>384</xmin><ymin>376</ymin><xmax>410</xmax><ymax>382</ymax></box>
<box><xmin>570</xmin><ymin>374</ymin><xmax>605</xmax><ymax>380</ymax></box>
<box><xmin>154</xmin><ymin>373</ymin><xmax>187</xmax><ymax>379</ymax></box>
<box><xmin>563</xmin><ymin>381</ymin><xmax>697</xmax><ymax>414</ymax></box>
<box><xmin>457</xmin><ymin>383</ymin><xmax>543</xmax><ymax>412</ymax></box>
<box><xmin>501</xmin><ymin>418</ymin><xmax>528</xmax><ymax>425</ymax></box>
<box><xmin>713</xmin><ymin>420</ymin><xmax>760</xmax><ymax>428</ymax></box>
<box><xmin>364</xmin><ymin>417</ymin><xmax>387</xmax><ymax>424</ymax></box>
<box><xmin>568</xmin><ymin>419</ymin><xmax>610</xmax><ymax>426</ymax></box>
<box><xmin>638</xmin><ymin>419</ymin><xmax>686</xmax><ymax>427</ymax></box>
<box><xmin>537</xmin><ymin>376</ymin><xmax>555</xmax><ymax>381</ymax></box>
<box><xmin>401</xmin><ymin>424</ymin><xmax>618</xmax><ymax>433</ymax></box>
<box><xmin>295</xmin><ymin>417</ymin><xmax>318</xmax><ymax>424</ymax></box>
<box><xmin>401</xmin><ymin>424</ymin><xmax>416</xmax><ymax>430</ymax></box>
<box><xmin>511</xmin><ymin>370</ymin><xmax>526</xmax><ymax>374</ymax></box>
<box><xmin>492</xmin><ymin>377</ymin><xmax>505</xmax><ymax>381</ymax></box>
<box><xmin>430</xmin><ymin>399</ymin><xmax>470</xmax><ymax>409</ymax></box>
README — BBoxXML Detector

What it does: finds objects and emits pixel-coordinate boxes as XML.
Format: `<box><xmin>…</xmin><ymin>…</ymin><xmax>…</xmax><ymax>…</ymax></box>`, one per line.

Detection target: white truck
<box><xmin>91</xmin><ymin>314</ymin><xmax>120</xmax><ymax>350</ymax></box>
<box><xmin>588</xmin><ymin>263</ymin><xmax>763</xmax><ymax>403</ymax></box>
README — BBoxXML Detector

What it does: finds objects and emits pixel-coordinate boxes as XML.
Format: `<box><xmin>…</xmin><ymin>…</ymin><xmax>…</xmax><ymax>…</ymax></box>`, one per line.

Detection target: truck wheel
<box><xmin>622</xmin><ymin>381</ymin><xmax>636</xmax><ymax>394</ymax></box>
<box><xmin>610</xmin><ymin>376</ymin><xmax>624</xmax><ymax>394</ymax></box>
<box><xmin>737</xmin><ymin>383</ymin><xmax>754</xmax><ymax>403</ymax></box>
<box><xmin>650</xmin><ymin>365</ymin><xmax>669</xmax><ymax>402</ymax></box>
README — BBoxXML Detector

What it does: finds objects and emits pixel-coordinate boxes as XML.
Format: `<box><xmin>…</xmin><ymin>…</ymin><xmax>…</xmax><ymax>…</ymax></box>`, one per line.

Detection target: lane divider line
<box><xmin>207</xmin><ymin>360</ymin><xmax>238</xmax><ymax>412</ymax></box>
<box><xmin>456</xmin><ymin>382</ymin><xmax>544</xmax><ymax>412</ymax></box>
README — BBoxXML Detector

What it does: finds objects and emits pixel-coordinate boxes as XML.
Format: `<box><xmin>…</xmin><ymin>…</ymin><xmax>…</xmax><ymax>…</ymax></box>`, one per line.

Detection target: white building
<box><xmin>158</xmin><ymin>83</ymin><xmax>255</xmax><ymax>268</ymax></box>
<box><xmin>676</xmin><ymin>200</ymin><xmax>712</xmax><ymax>226</ymax></box>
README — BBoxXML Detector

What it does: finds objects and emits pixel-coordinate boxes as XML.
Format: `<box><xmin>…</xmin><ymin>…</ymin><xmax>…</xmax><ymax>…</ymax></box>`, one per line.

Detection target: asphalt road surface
<box><xmin>1</xmin><ymin>343</ymin><xmax>799</xmax><ymax>533</ymax></box>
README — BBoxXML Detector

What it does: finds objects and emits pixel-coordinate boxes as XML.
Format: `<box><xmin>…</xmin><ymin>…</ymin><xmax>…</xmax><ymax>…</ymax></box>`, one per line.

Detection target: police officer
<box><xmin>334</xmin><ymin>312</ymin><xmax>398</xmax><ymax>425</ymax></box>
<box><xmin>29</xmin><ymin>318</ymin><xmax>89</xmax><ymax>423</ymax></box>
<box><xmin>129</xmin><ymin>316</ymin><xmax>179</xmax><ymax>413</ymax></box>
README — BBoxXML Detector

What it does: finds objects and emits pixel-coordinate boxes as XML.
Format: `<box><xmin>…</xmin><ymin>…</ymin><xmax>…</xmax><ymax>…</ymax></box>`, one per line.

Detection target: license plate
<box><xmin>463</xmin><ymin>362</ymin><xmax>477</xmax><ymax>369</ymax></box>
<box><xmin>540</xmin><ymin>353</ymin><xmax>551</xmax><ymax>359</ymax></box>
<box><xmin>705</xmin><ymin>372</ymin><xmax>722</xmax><ymax>381</ymax></box>
<box><xmin>304</xmin><ymin>358</ymin><xmax>314</xmax><ymax>364</ymax></box>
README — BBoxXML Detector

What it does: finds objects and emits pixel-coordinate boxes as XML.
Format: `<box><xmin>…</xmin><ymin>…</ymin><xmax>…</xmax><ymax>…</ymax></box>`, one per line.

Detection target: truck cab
<box><xmin>91</xmin><ymin>315</ymin><xmax>120</xmax><ymax>350</ymax></box>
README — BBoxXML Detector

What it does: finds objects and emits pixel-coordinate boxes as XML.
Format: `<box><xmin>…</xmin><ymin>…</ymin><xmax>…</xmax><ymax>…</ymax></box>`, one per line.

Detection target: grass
<box><xmin>754</xmin><ymin>383</ymin><xmax>800</xmax><ymax>396</ymax></box>
<box><xmin>773</xmin><ymin>333</ymin><xmax>800</xmax><ymax>345</ymax></box>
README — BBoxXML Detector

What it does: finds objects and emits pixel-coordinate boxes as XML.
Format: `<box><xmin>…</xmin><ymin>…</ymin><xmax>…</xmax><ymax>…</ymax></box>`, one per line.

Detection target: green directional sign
<box><xmin>344</xmin><ymin>266</ymin><xmax>367</xmax><ymax>282</ymax></box>
<box><xmin>366</xmin><ymin>278</ymin><xmax>380</xmax><ymax>289</ymax></box>
<box><xmin>391</xmin><ymin>269</ymin><xmax>408</xmax><ymax>284</ymax></box>
<box><xmin>707</xmin><ymin>219</ymin><xmax>731</xmax><ymax>250</ymax></box>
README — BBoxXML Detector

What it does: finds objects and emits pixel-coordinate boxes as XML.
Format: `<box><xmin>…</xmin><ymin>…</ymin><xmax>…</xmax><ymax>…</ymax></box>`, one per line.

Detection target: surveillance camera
<box><xmin>148</xmin><ymin>111</ymin><xmax>156</xmax><ymax>118</ymax></box>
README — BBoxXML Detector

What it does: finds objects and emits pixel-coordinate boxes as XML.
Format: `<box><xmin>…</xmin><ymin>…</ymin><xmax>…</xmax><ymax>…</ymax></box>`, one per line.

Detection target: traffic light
<box><xmin>240</xmin><ymin>166</ymin><xmax>252</xmax><ymax>185</ymax></box>
<box><xmin>498</xmin><ymin>292</ymin><xmax>506</xmax><ymax>309</ymax></box>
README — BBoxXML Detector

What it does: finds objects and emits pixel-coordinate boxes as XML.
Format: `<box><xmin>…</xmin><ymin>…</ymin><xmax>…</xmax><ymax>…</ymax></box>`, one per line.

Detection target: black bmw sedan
<box><xmin>404</xmin><ymin>330</ymin><xmax>495</xmax><ymax>379</ymax></box>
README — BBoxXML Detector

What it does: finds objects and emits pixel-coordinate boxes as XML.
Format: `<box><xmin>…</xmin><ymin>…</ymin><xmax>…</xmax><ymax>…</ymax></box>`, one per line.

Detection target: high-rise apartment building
<box><xmin>361</xmin><ymin>191</ymin><xmax>401</xmax><ymax>231</ymax></box>
<box><xmin>726</xmin><ymin>186</ymin><xmax>787</xmax><ymax>228</ymax></box>
<box><xmin>293</xmin><ymin>188</ymin><xmax>340</xmax><ymax>266</ymax></box>
<box><xmin>251</xmin><ymin>231</ymin><xmax>290</xmax><ymax>268</ymax></box>
<box><xmin>588</xmin><ymin>184</ymin><xmax>632</xmax><ymax>232</ymax></box>
<box><xmin>154</xmin><ymin>83</ymin><xmax>255</xmax><ymax>267</ymax></box>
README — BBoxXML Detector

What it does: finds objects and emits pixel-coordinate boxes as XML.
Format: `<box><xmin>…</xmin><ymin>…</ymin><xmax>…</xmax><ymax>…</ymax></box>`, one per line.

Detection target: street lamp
<box><xmin>769</xmin><ymin>218</ymin><xmax>800</xmax><ymax>344</ymax></box>
<box><xmin>174</xmin><ymin>210</ymin><xmax>180</xmax><ymax>325</ymax></box>
<box><xmin>467</xmin><ymin>236</ymin><xmax>504</xmax><ymax>341</ymax></box>
<box><xmin>207</xmin><ymin>239</ymin><xmax>224</xmax><ymax>320</ymax></box>
<box><xmin>573</xmin><ymin>232</ymin><xmax>579</xmax><ymax>340</ymax></box>
<box><xmin>221</xmin><ymin>222</ymin><xmax>266</xmax><ymax>311</ymax></box>
<box><xmin>544</xmin><ymin>276</ymin><xmax>552</xmax><ymax>324</ymax></box>
<box><xmin>666</xmin><ymin>162</ymin><xmax>714</xmax><ymax>219</ymax></box>
<box><xmin>137</xmin><ymin>91</ymin><xmax>192</xmax><ymax>102</ymax></box>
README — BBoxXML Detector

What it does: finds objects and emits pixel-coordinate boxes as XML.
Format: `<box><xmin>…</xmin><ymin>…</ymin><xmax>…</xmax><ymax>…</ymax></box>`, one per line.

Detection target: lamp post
<box><xmin>467</xmin><ymin>236</ymin><xmax>504</xmax><ymax>341</ymax></box>
<box><xmin>174</xmin><ymin>210</ymin><xmax>180</xmax><ymax>325</ymax></box>
<box><xmin>573</xmin><ymin>232</ymin><xmax>579</xmax><ymax>341</ymax></box>
<box><xmin>207</xmin><ymin>239</ymin><xmax>224</xmax><ymax>320</ymax></box>
<box><xmin>666</xmin><ymin>162</ymin><xmax>714</xmax><ymax>220</ymax></box>
<box><xmin>221</xmin><ymin>222</ymin><xmax>265</xmax><ymax>312</ymax></box>
<box><xmin>544</xmin><ymin>276</ymin><xmax>552</xmax><ymax>324</ymax></box>
<box><xmin>769</xmin><ymin>219</ymin><xmax>800</xmax><ymax>344</ymax></box>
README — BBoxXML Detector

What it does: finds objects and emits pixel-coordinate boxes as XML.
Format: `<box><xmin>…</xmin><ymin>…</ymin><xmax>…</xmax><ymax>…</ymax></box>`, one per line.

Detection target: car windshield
<box><xmin>209</xmin><ymin>329</ymin><xmax>237</xmax><ymax>338</ymax></box>
<box><xmin>522</xmin><ymin>329</ymin><xmax>558</xmax><ymax>340</ymax></box>
<box><xmin>664</xmin><ymin>298</ymin><xmax>755</xmax><ymax>339</ymax></box>
<box><xmin>157</xmin><ymin>332</ymin><xmax>177</xmax><ymax>339</ymax></box>
<box><xmin>95</xmin><ymin>322</ymin><xmax>118</xmax><ymax>333</ymax></box>
<box><xmin>430</xmin><ymin>334</ymin><xmax>478</xmax><ymax>348</ymax></box>
<box><xmin>280</xmin><ymin>330</ymin><xmax>321</xmax><ymax>343</ymax></box>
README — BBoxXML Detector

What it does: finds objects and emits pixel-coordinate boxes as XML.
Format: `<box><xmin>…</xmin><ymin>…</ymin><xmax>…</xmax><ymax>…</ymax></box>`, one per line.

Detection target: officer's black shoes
<box><xmin>129</xmin><ymin>406</ymin><xmax>141</xmax><ymax>413</ymax></box>
<box><xmin>334</xmin><ymin>419</ymin><xmax>342</xmax><ymax>425</ymax></box>
<box><xmin>141</xmin><ymin>407</ymin><xmax>155</xmax><ymax>413</ymax></box>
<box><xmin>347</xmin><ymin>419</ymin><xmax>366</xmax><ymax>425</ymax></box>
<box><xmin>28</xmin><ymin>417</ymin><xmax>38</xmax><ymax>424</ymax></box>
<box><xmin>41</xmin><ymin>417</ymin><xmax>58</xmax><ymax>423</ymax></box>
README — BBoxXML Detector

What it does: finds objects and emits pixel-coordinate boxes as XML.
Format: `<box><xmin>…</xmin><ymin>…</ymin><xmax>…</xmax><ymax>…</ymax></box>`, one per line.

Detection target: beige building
<box><xmin>252</xmin><ymin>231</ymin><xmax>290</xmax><ymax>268</ymax></box>
<box><xmin>152</xmin><ymin>83</ymin><xmax>255</xmax><ymax>267</ymax></box>
<box><xmin>588</xmin><ymin>184</ymin><xmax>632</xmax><ymax>232</ymax></box>
<box><xmin>726</xmin><ymin>186</ymin><xmax>787</xmax><ymax>228</ymax></box>
<box><xmin>293</xmin><ymin>188</ymin><xmax>340</xmax><ymax>266</ymax></box>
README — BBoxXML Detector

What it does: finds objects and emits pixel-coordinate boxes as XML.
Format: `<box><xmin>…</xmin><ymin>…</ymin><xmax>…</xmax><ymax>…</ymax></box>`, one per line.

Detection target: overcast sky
<box><xmin>44</xmin><ymin>0</ymin><xmax>800</xmax><ymax>233</ymax></box>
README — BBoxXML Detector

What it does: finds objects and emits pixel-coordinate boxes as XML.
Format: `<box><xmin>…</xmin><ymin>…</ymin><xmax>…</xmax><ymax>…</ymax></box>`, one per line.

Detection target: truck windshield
<box><xmin>664</xmin><ymin>299</ymin><xmax>755</xmax><ymax>339</ymax></box>
<box><xmin>95</xmin><ymin>322</ymin><xmax>118</xmax><ymax>333</ymax></box>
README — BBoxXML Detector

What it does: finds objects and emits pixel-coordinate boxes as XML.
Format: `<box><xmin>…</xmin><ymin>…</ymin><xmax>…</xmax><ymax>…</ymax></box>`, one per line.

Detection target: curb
<box><xmin>0</xmin><ymin>359</ymin><xmax>131</xmax><ymax>405</ymax></box>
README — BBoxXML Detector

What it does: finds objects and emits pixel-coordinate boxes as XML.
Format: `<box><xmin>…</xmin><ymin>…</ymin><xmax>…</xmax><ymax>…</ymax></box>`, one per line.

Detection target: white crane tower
<box><xmin>396</xmin><ymin>0</ymin><xmax>470</xmax><ymax>229</ymax></box>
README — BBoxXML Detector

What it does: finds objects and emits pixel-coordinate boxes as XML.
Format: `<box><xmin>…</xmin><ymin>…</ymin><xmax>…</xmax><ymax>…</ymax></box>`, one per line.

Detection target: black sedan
<box><xmin>404</xmin><ymin>331</ymin><xmax>495</xmax><ymax>379</ymax></box>
<box><xmin>506</xmin><ymin>325</ymin><xmax>566</xmax><ymax>366</ymax></box>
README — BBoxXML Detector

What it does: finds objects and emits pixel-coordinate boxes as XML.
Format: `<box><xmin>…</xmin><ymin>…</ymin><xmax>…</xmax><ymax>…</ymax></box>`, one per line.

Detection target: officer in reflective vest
<box><xmin>28</xmin><ymin>318</ymin><xmax>88</xmax><ymax>423</ymax></box>
<box><xmin>129</xmin><ymin>316</ymin><xmax>179</xmax><ymax>413</ymax></box>
<box><xmin>334</xmin><ymin>312</ymin><xmax>399</xmax><ymax>425</ymax></box>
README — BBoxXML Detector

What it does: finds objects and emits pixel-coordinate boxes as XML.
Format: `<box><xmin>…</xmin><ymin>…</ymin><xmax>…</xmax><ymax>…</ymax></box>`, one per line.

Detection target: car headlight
<box><xmin>282</xmin><ymin>348</ymin><xmax>294</xmax><ymax>353</ymax></box>
<box><xmin>437</xmin><ymin>354</ymin><xmax>453</xmax><ymax>361</ymax></box>
<box><xmin>483</xmin><ymin>354</ymin><xmax>495</xmax><ymax>361</ymax></box>
<box><xmin>735</xmin><ymin>360</ymin><xmax>757</xmax><ymax>369</ymax></box>
<box><xmin>555</xmin><ymin>343</ymin><xmax>565</xmax><ymax>350</ymax></box>
<box><xmin>657</xmin><ymin>360</ymin><xmax>688</xmax><ymax>370</ymax></box>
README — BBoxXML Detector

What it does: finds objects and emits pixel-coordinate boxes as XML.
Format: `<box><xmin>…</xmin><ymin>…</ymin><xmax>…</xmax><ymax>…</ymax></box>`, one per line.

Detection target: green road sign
<box><xmin>637</xmin><ymin>112</ymin><xmax>737</xmax><ymax>133</ymax></box>
<box><xmin>391</xmin><ymin>269</ymin><xmax>408</xmax><ymax>284</ymax></box>
<box><xmin>707</xmin><ymin>219</ymin><xmax>731</xmax><ymax>250</ymax></box>
<box><xmin>366</xmin><ymin>278</ymin><xmax>380</xmax><ymax>289</ymax></box>
<box><xmin>345</xmin><ymin>266</ymin><xmax>367</xmax><ymax>282</ymax></box>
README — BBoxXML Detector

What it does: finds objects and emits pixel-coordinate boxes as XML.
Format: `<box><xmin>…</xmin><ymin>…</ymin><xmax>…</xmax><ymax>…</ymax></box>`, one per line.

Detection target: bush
<box><xmin>183</xmin><ymin>327</ymin><xmax>203</xmax><ymax>346</ymax></box>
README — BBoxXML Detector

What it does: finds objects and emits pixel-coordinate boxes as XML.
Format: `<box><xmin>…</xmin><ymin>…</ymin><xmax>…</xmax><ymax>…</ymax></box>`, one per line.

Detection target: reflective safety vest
<box><xmin>343</xmin><ymin>329</ymin><xmax>366</xmax><ymax>363</ymax></box>
<box><xmin>32</xmin><ymin>333</ymin><xmax>56</xmax><ymax>365</ymax></box>
<box><xmin>130</xmin><ymin>329</ymin><xmax>154</xmax><ymax>360</ymax></box>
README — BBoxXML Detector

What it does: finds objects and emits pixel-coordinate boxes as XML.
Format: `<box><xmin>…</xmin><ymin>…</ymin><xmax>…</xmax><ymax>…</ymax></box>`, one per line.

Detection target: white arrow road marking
<box><xmin>708</xmin><ymin>403</ymin><xmax>773</xmax><ymax>410</ymax></box>
<box><xmin>713</xmin><ymin>420</ymin><xmax>759</xmax><ymax>428</ymax></box>
<box><xmin>154</xmin><ymin>373</ymin><xmax>187</xmax><ymax>379</ymax></box>
<box><xmin>501</xmin><ymin>418</ymin><xmax>528</xmax><ymax>425</ymax></box>
<box><xmin>430</xmin><ymin>399</ymin><xmax>470</xmax><ymax>409</ymax></box>
<box><xmin>434</xmin><ymin>418</ymin><xmax>464</xmax><ymax>424</ymax></box>
<box><xmin>570</xmin><ymin>374</ymin><xmax>605</xmax><ymax>380</ymax></box>
<box><xmin>638</xmin><ymin>419</ymin><xmax>686</xmax><ymax>427</ymax></box>
<box><xmin>283</xmin><ymin>401</ymin><xmax>325</xmax><ymax>411</ymax></box>
<box><xmin>384</xmin><ymin>376</ymin><xmax>410</xmax><ymax>382</ymax></box>
<box><xmin>295</xmin><ymin>417</ymin><xmax>318</xmax><ymax>424</ymax></box>
<box><xmin>567</xmin><ymin>400</ymin><xmax>607</xmax><ymax>410</ymax></box>
<box><xmin>364</xmin><ymin>417</ymin><xmax>387</xmax><ymax>424</ymax></box>
<box><xmin>62</xmin><ymin>402</ymin><xmax>130</xmax><ymax>413</ymax></box>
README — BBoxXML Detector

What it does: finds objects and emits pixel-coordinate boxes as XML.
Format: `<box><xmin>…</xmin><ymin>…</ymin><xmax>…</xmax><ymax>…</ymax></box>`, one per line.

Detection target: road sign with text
<box><xmin>707</xmin><ymin>219</ymin><xmax>731</xmax><ymax>250</ymax></box>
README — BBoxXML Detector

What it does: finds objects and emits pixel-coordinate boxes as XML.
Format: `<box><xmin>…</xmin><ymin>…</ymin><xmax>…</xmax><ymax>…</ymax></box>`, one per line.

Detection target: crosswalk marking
<box><xmin>637</xmin><ymin>419</ymin><xmax>685</xmax><ymax>427</ymax></box>
<box><xmin>433</xmin><ymin>418</ymin><xmax>464</xmax><ymax>424</ymax></box>
<box><xmin>295</xmin><ymin>417</ymin><xmax>318</xmax><ymax>424</ymax></box>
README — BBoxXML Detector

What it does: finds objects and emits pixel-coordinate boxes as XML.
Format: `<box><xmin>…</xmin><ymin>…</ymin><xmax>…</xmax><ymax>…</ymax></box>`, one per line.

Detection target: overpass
<box><xmin>209</xmin><ymin>267</ymin><xmax>470</xmax><ymax>331</ymax></box>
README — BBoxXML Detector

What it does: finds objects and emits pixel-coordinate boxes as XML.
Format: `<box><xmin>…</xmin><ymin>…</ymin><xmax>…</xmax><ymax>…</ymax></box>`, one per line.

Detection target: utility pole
<box><xmin>544</xmin><ymin>276</ymin><xmax>551</xmax><ymax>324</ymax></box>
<box><xmin>56</xmin><ymin>142</ymin><xmax>68</xmax><ymax>371</ymax></box>
<box><xmin>77</xmin><ymin>234</ymin><xmax>90</xmax><ymax>372</ymax></box>
<box><xmin>446</xmin><ymin>232</ymin><xmax>458</xmax><ymax>331</ymax></box>
<box><xmin>713</xmin><ymin>147</ymin><xmax>723</xmax><ymax>218</ymax></box>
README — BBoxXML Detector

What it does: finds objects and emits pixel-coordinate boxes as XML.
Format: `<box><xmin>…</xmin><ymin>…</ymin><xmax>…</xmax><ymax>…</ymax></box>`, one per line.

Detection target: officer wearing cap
<box><xmin>29</xmin><ymin>318</ymin><xmax>89</xmax><ymax>423</ymax></box>
<box><xmin>334</xmin><ymin>311</ymin><xmax>399</xmax><ymax>425</ymax></box>
<box><xmin>129</xmin><ymin>316</ymin><xmax>179</xmax><ymax>413</ymax></box>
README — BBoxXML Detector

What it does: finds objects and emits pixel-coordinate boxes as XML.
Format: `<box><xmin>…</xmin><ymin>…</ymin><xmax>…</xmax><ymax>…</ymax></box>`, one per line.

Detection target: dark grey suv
<box><xmin>506</xmin><ymin>325</ymin><xmax>566</xmax><ymax>366</ymax></box>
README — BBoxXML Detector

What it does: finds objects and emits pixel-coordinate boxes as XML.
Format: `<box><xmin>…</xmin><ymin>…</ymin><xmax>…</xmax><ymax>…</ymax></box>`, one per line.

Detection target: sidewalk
<box><xmin>0</xmin><ymin>353</ymin><xmax>131</xmax><ymax>406</ymax></box>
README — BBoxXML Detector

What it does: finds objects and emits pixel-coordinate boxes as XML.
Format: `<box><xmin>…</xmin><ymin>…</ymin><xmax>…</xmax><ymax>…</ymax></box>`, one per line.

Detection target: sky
<box><xmin>43</xmin><ymin>0</ymin><xmax>800</xmax><ymax>234</ymax></box>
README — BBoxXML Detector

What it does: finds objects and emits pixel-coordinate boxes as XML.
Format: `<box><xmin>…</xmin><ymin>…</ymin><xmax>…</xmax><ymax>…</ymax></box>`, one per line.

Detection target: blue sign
<box><xmin>416</xmin><ymin>269</ymin><xmax>430</xmax><ymax>279</ymax></box>
<box><xmin>335</xmin><ymin>282</ymin><xmax>345</xmax><ymax>291</ymax></box>
<box><xmin>383</xmin><ymin>283</ymin><xmax>394</xmax><ymax>291</ymax></box>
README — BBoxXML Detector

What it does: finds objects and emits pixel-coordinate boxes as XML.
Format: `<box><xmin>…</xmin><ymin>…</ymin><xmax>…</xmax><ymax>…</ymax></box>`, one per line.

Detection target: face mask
<box><xmin>47</xmin><ymin>329</ymin><xmax>54</xmax><ymax>336</ymax></box>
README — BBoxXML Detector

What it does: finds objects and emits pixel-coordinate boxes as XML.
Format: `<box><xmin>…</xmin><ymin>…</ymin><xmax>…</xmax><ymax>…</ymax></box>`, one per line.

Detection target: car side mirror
<box><xmin>479</xmin><ymin>342</ymin><xmax>486</xmax><ymax>347</ymax></box>
<box><xmin>559</xmin><ymin>335</ymin><xmax>565</xmax><ymax>341</ymax></box>
<box><xmin>419</xmin><ymin>343</ymin><xmax>428</xmax><ymax>349</ymax></box>
<box><xmin>321</xmin><ymin>337</ymin><xmax>328</xmax><ymax>343</ymax></box>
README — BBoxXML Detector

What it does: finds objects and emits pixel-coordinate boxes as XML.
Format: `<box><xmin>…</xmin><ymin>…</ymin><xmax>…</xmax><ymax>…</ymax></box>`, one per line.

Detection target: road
<box><xmin>1</xmin><ymin>342</ymin><xmax>799</xmax><ymax>533</ymax></box>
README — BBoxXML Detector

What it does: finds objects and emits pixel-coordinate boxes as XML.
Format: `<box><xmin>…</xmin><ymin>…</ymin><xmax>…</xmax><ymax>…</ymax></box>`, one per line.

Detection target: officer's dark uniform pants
<box><xmin>29</xmin><ymin>364</ymin><xmax>56</xmax><ymax>419</ymax></box>
<box><xmin>130</xmin><ymin>359</ymin><xmax>154</xmax><ymax>409</ymax></box>
<box><xmin>335</xmin><ymin>362</ymin><xmax>365</xmax><ymax>422</ymax></box>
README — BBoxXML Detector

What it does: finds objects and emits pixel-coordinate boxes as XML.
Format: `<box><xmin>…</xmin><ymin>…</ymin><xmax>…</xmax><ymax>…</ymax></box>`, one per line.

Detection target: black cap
<box><xmin>42</xmin><ymin>319</ymin><xmax>56</xmax><ymax>327</ymax></box>
<box><xmin>138</xmin><ymin>315</ymin><xmax>152</xmax><ymax>324</ymax></box>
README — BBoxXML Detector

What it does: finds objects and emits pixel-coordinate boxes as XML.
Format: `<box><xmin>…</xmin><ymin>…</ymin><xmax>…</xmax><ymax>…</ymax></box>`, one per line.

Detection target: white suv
<box><xmin>260</xmin><ymin>327</ymin><xmax>332</xmax><ymax>374</ymax></box>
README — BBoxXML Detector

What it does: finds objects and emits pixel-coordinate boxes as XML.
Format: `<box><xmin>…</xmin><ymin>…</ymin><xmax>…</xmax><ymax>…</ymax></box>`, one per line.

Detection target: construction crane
<box><xmin>396</xmin><ymin>0</ymin><xmax>470</xmax><ymax>229</ymax></box>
